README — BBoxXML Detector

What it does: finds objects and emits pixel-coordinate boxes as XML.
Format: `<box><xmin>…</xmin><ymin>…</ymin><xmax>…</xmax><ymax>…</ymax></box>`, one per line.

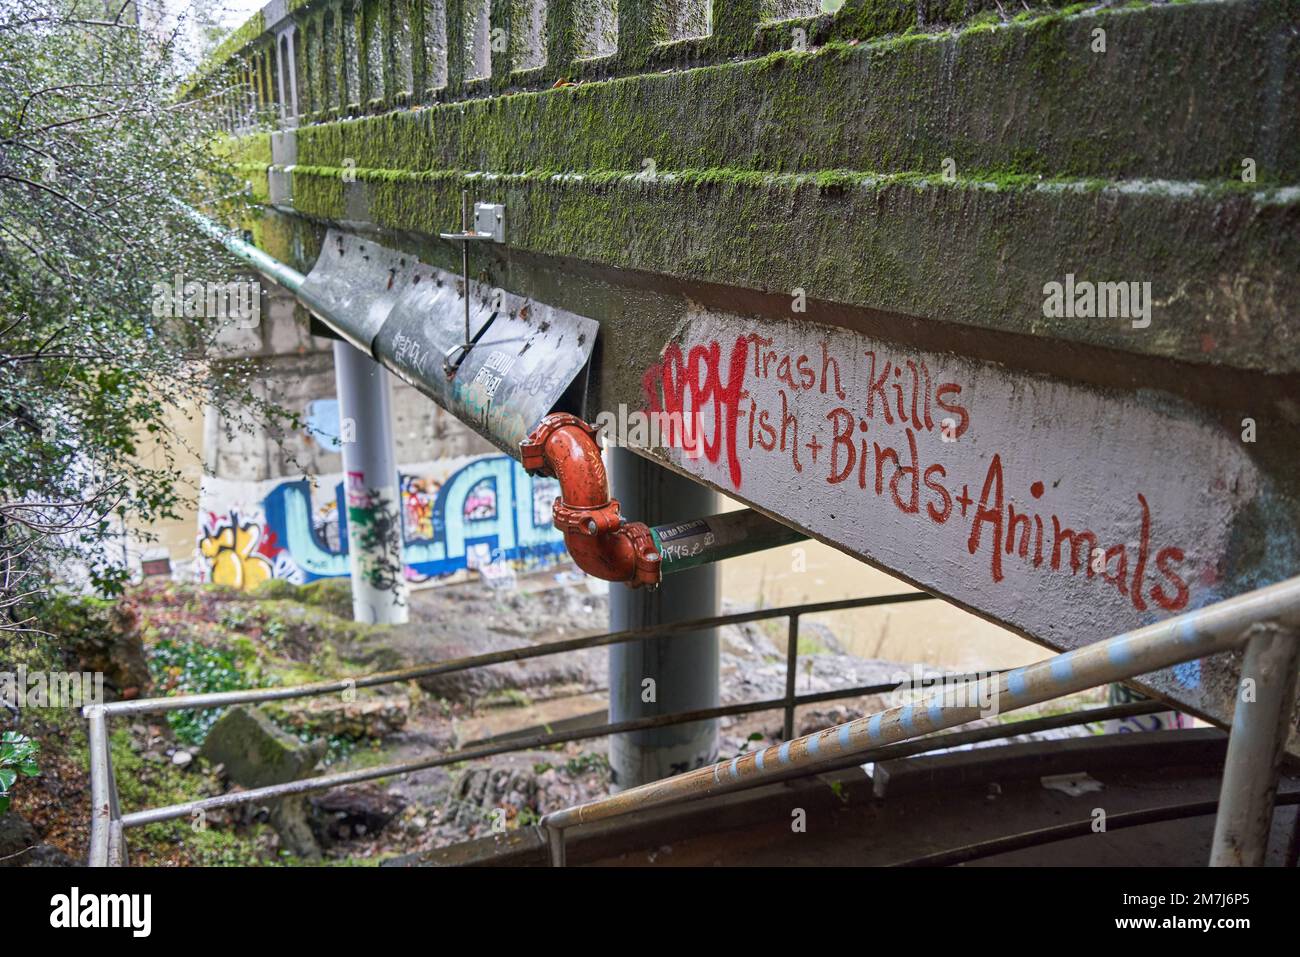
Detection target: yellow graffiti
<box><xmin>199</xmin><ymin>518</ymin><xmax>272</xmax><ymax>591</ymax></box>
<box><xmin>402</xmin><ymin>477</ymin><xmax>438</xmax><ymax>541</ymax></box>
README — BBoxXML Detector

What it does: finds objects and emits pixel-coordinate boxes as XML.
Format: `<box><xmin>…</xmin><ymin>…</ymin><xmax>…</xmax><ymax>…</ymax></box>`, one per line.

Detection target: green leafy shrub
<box><xmin>0</xmin><ymin>731</ymin><xmax>40</xmax><ymax>813</ymax></box>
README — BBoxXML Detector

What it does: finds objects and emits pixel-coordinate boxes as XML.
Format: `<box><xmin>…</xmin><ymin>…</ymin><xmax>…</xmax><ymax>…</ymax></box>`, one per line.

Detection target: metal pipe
<box><xmin>187</xmin><ymin>205</ymin><xmax>409</xmax><ymax>625</ymax></box>
<box><xmin>106</xmin><ymin>746</ymin><xmax>127</xmax><ymax>867</ymax></box>
<box><xmin>522</xmin><ymin>413</ymin><xmax>660</xmax><ymax>587</ymax></box>
<box><xmin>522</xmin><ymin>413</ymin><xmax>809</xmax><ymax>588</ymax></box>
<box><xmin>1210</xmin><ymin>624</ymin><xmax>1300</xmax><ymax>866</ymax></box>
<box><xmin>461</xmin><ymin>189</ymin><xmax>471</xmax><ymax>344</ymax></box>
<box><xmin>92</xmin><ymin>591</ymin><xmax>936</xmax><ymax>717</ymax></box>
<box><xmin>760</xmin><ymin>699</ymin><xmax>1166</xmax><ymax>788</ymax></box>
<box><xmin>541</xmin><ymin>574</ymin><xmax>1300</xmax><ymax>833</ymax></box>
<box><xmin>187</xmin><ymin>209</ymin><xmax>811</xmax><ymax>589</ymax></box>
<box><xmin>546</xmin><ymin>825</ymin><xmax>566</xmax><ymax>867</ymax></box>
<box><xmin>184</xmin><ymin>205</ymin><xmax>380</xmax><ymax>357</ymax></box>
<box><xmin>113</xmin><ymin>677</ymin><xmax>922</xmax><ymax>827</ymax></box>
<box><xmin>652</xmin><ymin>508</ymin><xmax>807</xmax><ymax>574</ymax></box>
<box><xmin>85</xmin><ymin>706</ymin><xmax>111</xmax><ymax>867</ymax></box>
<box><xmin>182</xmin><ymin>204</ymin><xmax>307</xmax><ymax>295</ymax></box>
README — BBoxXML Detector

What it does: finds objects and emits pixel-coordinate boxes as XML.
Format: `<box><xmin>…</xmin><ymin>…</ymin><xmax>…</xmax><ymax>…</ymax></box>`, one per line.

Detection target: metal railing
<box><xmin>195</xmin><ymin>1</ymin><xmax>819</xmax><ymax>132</ymax></box>
<box><xmin>85</xmin><ymin>590</ymin><xmax>938</xmax><ymax>865</ymax></box>
<box><xmin>538</xmin><ymin>575</ymin><xmax>1300</xmax><ymax>868</ymax></box>
<box><xmin>84</xmin><ymin>578</ymin><xmax>1300</xmax><ymax>867</ymax></box>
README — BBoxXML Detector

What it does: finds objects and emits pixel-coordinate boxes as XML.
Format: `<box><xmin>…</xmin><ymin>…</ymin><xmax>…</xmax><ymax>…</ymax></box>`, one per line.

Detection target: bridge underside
<box><xmin>204</xmin><ymin>0</ymin><xmax>1300</xmax><ymax>747</ymax></box>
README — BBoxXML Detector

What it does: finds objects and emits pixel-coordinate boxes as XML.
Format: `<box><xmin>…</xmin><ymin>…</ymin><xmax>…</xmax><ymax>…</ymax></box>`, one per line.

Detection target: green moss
<box><xmin>257</xmin><ymin>0</ymin><xmax>1291</xmax><ymax>187</ymax></box>
<box><xmin>184</xmin><ymin>10</ymin><xmax>267</xmax><ymax>94</ymax></box>
<box><xmin>206</xmin><ymin>0</ymin><xmax>1297</xmax><ymax>373</ymax></box>
<box><xmin>110</xmin><ymin>726</ymin><xmax>276</xmax><ymax>866</ymax></box>
<box><xmin>280</xmin><ymin>156</ymin><xmax>1298</xmax><ymax>374</ymax></box>
<box><xmin>213</xmin><ymin>131</ymin><xmax>273</xmax><ymax>167</ymax></box>
<box><xmin>827</xmin><ymin>0</ymin><xmax>919</xmax><ymax>42</ymax></box>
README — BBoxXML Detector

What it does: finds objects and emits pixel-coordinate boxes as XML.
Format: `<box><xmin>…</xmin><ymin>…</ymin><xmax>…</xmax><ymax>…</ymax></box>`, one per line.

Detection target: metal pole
<box><xmin>92</xmin><ymin>591</ymin><xmax>935</xmax><ymax>718</ymax></box>
<box><xmin>608</xmin><ymin>449</ymin><xmax>720</xmax><ymax>790</ymax></box>
<box><xmin>461</xmin><ymin>189</ymin><xmax>471</xmax><ymax>344</ymax></box>
<box><xmin>86</xmin><ymin>706</ymin><xmax>111</xmax><ymax>867</ymax></box>
<box><xmin>1210</xmin><ymin>624</ymin><xmax>1300</xmax><ymax>866</ymax></box>
<box><xmin>783</xmin><ymin>615</ymin><xmax>800</xmax><ymax>740</ymax></box>
<box><xmin>333</xmin><ymin>339</ymin><xmax>410</xmax><ymax>624</ymax></box>
<box><xmin>546</xmin><ymin>825</ymin><xmax>567</xmax><ymax>867</ymax></box>
<box><xmin>652</xmin><ymin>509</ymin><xmax>807</xmax><ymax>574</ymax></box>
<box><xmin>106</xmin><ymin>746</ymin><xmax>127</xmax><ymax>867</ymax></box>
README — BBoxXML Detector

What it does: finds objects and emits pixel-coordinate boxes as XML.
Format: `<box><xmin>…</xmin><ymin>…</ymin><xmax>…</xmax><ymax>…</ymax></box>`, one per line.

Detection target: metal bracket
<box><xmin>473</xmin><ymin>203</ymin><xmax>506</xmax><ymax>243</ymax></box>
<box><xmin>439</xmin><ymin>191</ymin><xmax>507</xmax><ymax>376</ymax></box>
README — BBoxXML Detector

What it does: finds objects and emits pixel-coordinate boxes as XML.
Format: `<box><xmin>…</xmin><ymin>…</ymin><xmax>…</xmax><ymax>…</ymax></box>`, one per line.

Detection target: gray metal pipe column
<box><xmin>607</xmin><ymin>449</ymin><xmax>720</xmax><ymax>789</ymax></box>
<box><xmin>332</xmin><ymin>340</ymin><xmax>409</xmax><ymax>625</ymax></box>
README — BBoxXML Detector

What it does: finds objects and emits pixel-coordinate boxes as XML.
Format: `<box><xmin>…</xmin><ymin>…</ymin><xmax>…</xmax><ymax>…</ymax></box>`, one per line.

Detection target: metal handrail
<box><xmin>84</xmin><ymin>577</ymin><xmax>1300</xmax><ymax>867</ymax></box>
<box><xmin>538</xmin><ymin>575</ymin><xmax>1300</xmax><ymax>867</ymax></box>
<box><xmin>84</xmin><ymin>590</ymin><xmax>936</xmax><ymax>863</ymax></box>
<box><xmin>896</xmin><ymin>791</ymin><xmax>1300</xmax><ymax>868</ymax></box>
<box><xmin>90</xmin><ymin>591</ymin><xmax>933</xmax><ymax>719</ymax></box>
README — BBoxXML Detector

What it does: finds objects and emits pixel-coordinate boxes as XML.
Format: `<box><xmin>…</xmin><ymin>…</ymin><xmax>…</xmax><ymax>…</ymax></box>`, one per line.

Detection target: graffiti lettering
<box><xmin>640</xmin><ymin>327</ymin><xmax>1206</xmax><ymax>614</ymax></box>
<box><xmin>197</xmin><ymin>455</ymin><xmax>566</xmax><ymax>590</ymax></box>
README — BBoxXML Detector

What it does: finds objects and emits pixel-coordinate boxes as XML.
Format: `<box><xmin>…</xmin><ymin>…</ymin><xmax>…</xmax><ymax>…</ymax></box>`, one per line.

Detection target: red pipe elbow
<box><xmin>521</xmin><ymin>413</ymin><xmax>661</xmax><ymax>588</ymax></box>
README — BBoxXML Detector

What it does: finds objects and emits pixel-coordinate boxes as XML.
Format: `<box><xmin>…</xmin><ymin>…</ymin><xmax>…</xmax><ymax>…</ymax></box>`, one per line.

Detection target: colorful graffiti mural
<box><xmin>197</xmin><ymin>512</ymin><xmax>275</xmax><ymax>590</ymax></box>
<box><xmin>196</xmin><ymin>454</ymin><xmax>567</xmax><ymax>590</ymax></box>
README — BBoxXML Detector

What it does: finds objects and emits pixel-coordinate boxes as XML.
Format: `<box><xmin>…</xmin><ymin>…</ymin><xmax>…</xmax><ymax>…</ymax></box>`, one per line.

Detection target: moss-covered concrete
<box><xmin>285</xmin><ymin>1</ymin><xmax>1299</xmax><ymax>185</ymax></box>
<box><xmin>282</xmin><ymin>162</ymin><xmax>1299</xmax><ymax>373</ymax></box>
<box><xmin>212</xmin><ymin>0</ymin><xmax>1299</xmax><ymax>374</ymax></box>
<box><xmin>184</xmin><ymin>9</ymin><xmax>267</xmax><ymax>95</ymax></box>
<box><xmin>190</xmin><ymin>0</ymin><xmax>1110</xmax><ymax>103</ymax></box>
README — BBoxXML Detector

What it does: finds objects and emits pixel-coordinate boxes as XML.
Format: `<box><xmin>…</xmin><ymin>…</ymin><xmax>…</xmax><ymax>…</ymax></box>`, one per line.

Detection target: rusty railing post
<box><xmin>783</xmin><ymin>613</ymin><xmax>800</xmax><ymax>740</ymax></box>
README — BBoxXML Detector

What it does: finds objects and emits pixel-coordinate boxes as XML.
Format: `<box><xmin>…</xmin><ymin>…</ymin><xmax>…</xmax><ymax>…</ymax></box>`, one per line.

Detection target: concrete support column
<box><xmin>608</xmin><ymin>449</ymin><xmax>719</xmax><ymax>790</ymax></box>
<box><xmin>332</xmin><ymin>340</ymin><xmax>409</xmax><ymax>625</ymax></box>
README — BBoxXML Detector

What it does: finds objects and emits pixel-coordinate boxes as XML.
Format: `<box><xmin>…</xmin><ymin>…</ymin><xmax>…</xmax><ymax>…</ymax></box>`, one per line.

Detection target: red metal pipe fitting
<box><xmin>521</xmin><ymin>413</ymin><xmax>662</xmax><ymax>588</ymax></box>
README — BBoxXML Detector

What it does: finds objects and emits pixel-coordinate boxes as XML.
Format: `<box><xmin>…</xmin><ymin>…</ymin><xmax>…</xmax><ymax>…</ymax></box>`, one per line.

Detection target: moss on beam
<box><xmin>284</xmin><ymin>162</ymin><xmax>1300</xmax><ymax>374</ymax></box>
<box><xmin>283</xmin><ymin>0</ymin><xmax>1298</xmax><ymax>187</ymax></box>
<box><xmin>213</xmin><ymin>131</ymin><xmax>274</xmax><ymax>168</ymax></box>
<box><xmin>182</xmin><ymin>10</ymin><xmax>268</xmax><ymax>96</ymax></box>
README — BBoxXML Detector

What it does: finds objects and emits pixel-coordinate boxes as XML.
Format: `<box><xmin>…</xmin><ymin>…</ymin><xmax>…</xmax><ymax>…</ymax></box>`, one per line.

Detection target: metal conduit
<box><xmin>184</xmin><ymin>206</ymin><xmax>808</xmax><ymax>582</ymax></box>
